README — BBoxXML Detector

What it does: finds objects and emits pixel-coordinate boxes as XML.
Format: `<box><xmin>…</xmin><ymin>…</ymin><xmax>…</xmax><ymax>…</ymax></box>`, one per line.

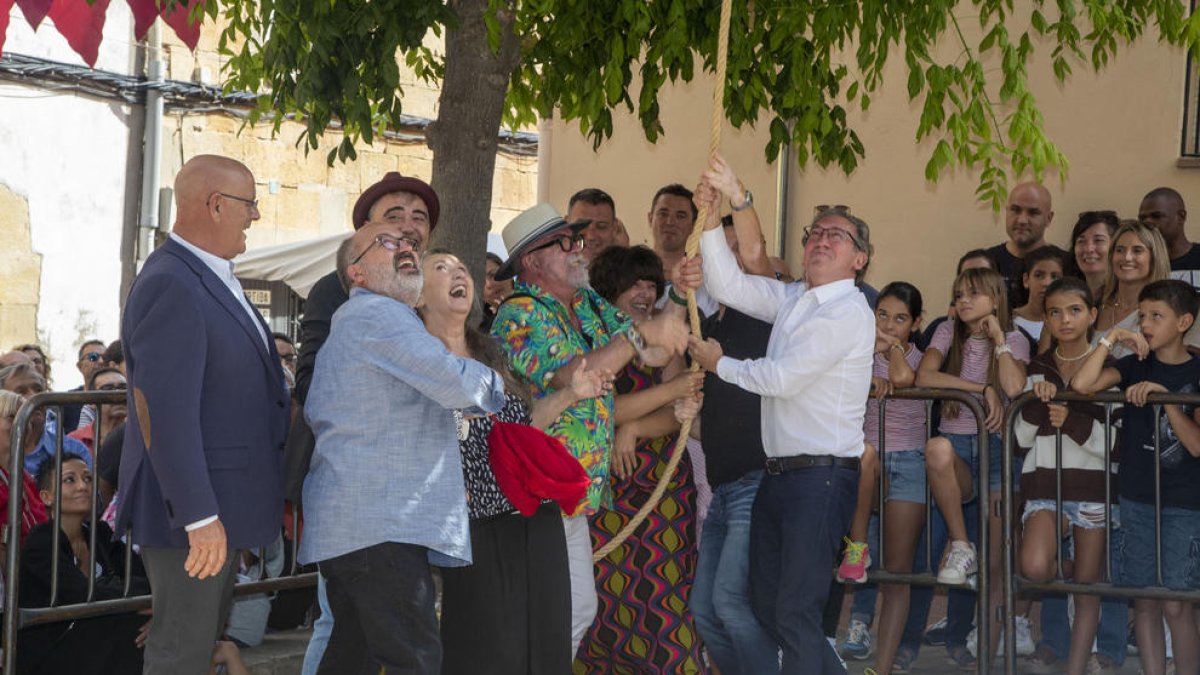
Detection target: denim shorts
<box><xmin>941</xmin><ymin>431</ymin><xmax>1010</xmax><ymax>497</ymax></box>
<box><xmin>1021</xmin><ymin>499</ymin><xmax>1117</xmax><ymax>531</ymax></box>
<box><xmin>1119</xmin><ymin>499</ymin><xmax>1200</xmax><ymax>589</ymax></box>
<box><xmin>883</xmin><ymin>449</ymin><xmax>927</xmax><ymax>504</ymax></box>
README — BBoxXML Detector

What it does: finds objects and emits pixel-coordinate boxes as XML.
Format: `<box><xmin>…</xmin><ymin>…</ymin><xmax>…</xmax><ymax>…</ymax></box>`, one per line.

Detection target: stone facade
<box><xmin>0</xmin><ymin>185</ymin><xmax>42</xmax><ymax>350</ymax></box>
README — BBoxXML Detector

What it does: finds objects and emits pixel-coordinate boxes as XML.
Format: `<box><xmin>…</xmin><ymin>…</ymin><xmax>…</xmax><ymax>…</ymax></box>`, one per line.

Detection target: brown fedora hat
<box><xmin>352</xmin><ymin>172</ymin><xmax>440</xmax><ymax>230</ymax></box>
<box><xmin>495</xmin><ymin>204</ymin><xmax>590</xmax><ymax>280</ymax></box>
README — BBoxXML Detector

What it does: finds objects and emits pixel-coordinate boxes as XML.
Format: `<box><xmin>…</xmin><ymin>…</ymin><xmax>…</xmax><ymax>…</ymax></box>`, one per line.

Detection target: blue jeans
<box><xmin>1120</xmin><ymin>499</ymin><xmax>1200</xmax><ymax>589</ymax></box>
<box><xmin>1038</xmin><ymin>522</ymin><xmax>1127</xmax><ymax>665</ymax></box>
<box><xmin>901</xmin><ymin>498</ymin><xmax>980</xmax><ymax>654</ymax></box>
<box><xmin>692</xmin><ymin>471</ymin><xmax>779</xmax><ymax>675</ymax></box>
<box><xmin>750</xmin><ymin>464</ymin><xmax>858</xmax><ymax>674</ymax></box>
<box><xmin>849</xmin><ymin>513</ymin><xmax>881</xmax><ymax>625</ymax></box>
<box><xmin>301</xmin><ymin>572</ymin><xmax>333</xmax><ymax>675</ymax></box>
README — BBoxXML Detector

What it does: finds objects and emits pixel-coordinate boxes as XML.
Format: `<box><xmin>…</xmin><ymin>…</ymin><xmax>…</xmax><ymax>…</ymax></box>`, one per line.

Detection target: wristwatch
<box><xmin>1098</xmin><ymin>335</ymin><xmax>1115</xmax><ymax>351</ymax></box>
<box><xmin>623</xmin><ymin>323</ymin><xmax>647</xmax><ymax>352</ymax></box>
<box><xmin>994</xmin><ymin>343</ymin><xmax>1013</xmax><ymax>358</ymax></box>
<box><xmin>732</xmin><ymin>189</ymin><xmax>754</xmax><ymax>212</ymax></box>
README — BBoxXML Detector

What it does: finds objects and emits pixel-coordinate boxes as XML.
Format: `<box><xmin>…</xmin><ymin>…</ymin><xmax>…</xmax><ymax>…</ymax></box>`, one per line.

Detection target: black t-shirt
<box><xmin>699</xmin><ymin>307</ymin><xmax>771</xmax><ymax>488</ymax></box>
<box><xmin>1115</xmin><ymin>353</ymin><xmax>1200</xmax><ymax>509</ymax></box>
<box><xmin>985</xmin><ymin>243</ymin><xmax>1024</xmax><ymax>308</ymax></box>
<box><xmin>97</xmin><ymin>422</ymin><xmax>124</xmax><ymax>487</ymax></box>
<box><xmin>1170</xmin><ymin>243</ymin><xmax>1200</xmax><ymax>290</ymax></box>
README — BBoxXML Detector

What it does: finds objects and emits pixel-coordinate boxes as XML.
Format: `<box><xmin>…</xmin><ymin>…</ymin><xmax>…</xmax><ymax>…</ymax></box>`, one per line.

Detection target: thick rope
<box><xmin>593</xmin><ymin>0</ymin><xmax>733</xmax><ymax>562</ymax></box>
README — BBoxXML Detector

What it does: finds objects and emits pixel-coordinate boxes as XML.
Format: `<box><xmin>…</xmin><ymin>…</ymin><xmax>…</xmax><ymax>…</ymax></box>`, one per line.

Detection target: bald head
<box><xmin>1005</xmin><ymin>181</ymin><xmax>1053</xmax><ymax>255</ymax></box>
<box><xmin>172</xmin><ymin>155</ymin><xmax>261</xmax><ymax>260</ymax></box>
<box><xmin>1139</xmin><ymin>186</ymin><xmax>1188</xmax><ymax>250</ymax></box>
<box><xmin>340</xmin><ymin>221</ymin><xmax>423</xmax><ymax>305</ymax></box>
<box><xmin>0</xmin><ymin>351</ymin><xmax>31</xmax><ymax>369</ymax></box>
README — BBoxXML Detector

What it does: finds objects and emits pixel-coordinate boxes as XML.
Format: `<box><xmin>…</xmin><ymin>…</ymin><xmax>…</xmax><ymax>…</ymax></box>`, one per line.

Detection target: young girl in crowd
<box><xmin>1015</xmin><ymin>277</ymin><xmax>1117</xmax><ymax>675</ymax></box>
<box><xmin>916</xmin><ymin>267</ymin><xmax>1029</xmax><ymax>665</ymax></box>
<box><xmin>835</xmin><ymin>282</ymin><xmax>930</xmax><ymax>674</ymax></box>
<box><xmin>1012</xmin><ymin>245</ymin><xmax>1068</xmax><ymax>351</ymax></box>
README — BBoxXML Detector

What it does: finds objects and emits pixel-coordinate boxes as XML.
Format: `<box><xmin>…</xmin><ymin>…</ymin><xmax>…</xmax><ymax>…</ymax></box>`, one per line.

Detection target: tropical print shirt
<box><xmin>491</xmin><ymin>280</ymin><xmax>631</xmax><ymax>515</ymax></box>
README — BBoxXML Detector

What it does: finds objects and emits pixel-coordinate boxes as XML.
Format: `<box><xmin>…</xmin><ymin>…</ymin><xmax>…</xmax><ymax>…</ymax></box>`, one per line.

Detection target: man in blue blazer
<box><xmin>118</xmin><ymin>155</ymin><xmax>288</xmax><ymax>675</ymax></box>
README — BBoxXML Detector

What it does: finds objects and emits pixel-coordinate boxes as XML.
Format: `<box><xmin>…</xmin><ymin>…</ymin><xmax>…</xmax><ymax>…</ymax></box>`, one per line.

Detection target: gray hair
<box><xmin>808</xmin><ymin>207</ymin><xmax>873</xmax><ymax>282</ymax></box>
<box><xmin>335</xmin><ymin>235</ymin><xmax>356</xmax><ymax>292</ymax></box>
<box><xmin>0</xmin><ymin>363</ymin><xmax>44</xmax><ymax>392</ymax></box>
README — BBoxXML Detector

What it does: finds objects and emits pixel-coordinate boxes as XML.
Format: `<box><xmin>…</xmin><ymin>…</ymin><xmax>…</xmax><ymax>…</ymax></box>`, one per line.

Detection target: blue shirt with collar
<box><xmin>299</xmin><ymin>287</ymin><xmax>507</xmax><ymax>567</ymax></box>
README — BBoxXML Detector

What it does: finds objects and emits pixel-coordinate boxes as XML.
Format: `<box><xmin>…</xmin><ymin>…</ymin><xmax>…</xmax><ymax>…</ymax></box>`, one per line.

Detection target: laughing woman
<box><xmin>419</xmin><ymin>250</ymin><xmax>613</xmax><ymax>675</ymax></box>
<box><xmin>575</xmin><ymin>245</ymin><xmax>707</xmax><ymax>674</ymax></box>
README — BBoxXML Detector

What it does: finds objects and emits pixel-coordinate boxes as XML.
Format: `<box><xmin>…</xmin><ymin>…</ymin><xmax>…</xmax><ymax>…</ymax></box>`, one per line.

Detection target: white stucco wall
<box><xmin>1</xmin><ymin>4</ymin><xmax>135</xmax><ymax>389</ymax></box>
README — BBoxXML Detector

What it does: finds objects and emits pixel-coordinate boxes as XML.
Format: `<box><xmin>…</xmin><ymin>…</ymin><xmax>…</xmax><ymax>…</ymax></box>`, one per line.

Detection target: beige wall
<box><xmin>0</xmin><ymin>185</ymin><xmax>42</xmax><ymax>349</ymax></box>
<box><xmin>544</xmin><ymin>26</ymin><xmax>1200</xmax><ymax>315</ymax></box>
<box><xmin>159</xmin><ymin>23</ymin><xmax>537</xmax><ymax>248</ymax></box>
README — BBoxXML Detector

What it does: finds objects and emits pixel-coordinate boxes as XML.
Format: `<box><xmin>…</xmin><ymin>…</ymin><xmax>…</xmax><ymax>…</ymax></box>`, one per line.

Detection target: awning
<box><xmin>233</xmin><ymin>232</ymin><xmax>508</xmax><ymax>300</ymax></box>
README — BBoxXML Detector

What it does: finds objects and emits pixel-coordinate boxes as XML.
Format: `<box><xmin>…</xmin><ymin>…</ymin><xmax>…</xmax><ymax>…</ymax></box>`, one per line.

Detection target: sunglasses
<box><xmin>529</xmin><ymin>233</ymin><xmax>586</xmax><ymax>255</ymax></box>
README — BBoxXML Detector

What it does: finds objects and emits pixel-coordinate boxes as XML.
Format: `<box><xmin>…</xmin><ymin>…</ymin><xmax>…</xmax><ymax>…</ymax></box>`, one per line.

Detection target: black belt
<box><xmin>765</xmin><ymin>454</ymin><xmax>861</xmax><ymax>475</ymax></box>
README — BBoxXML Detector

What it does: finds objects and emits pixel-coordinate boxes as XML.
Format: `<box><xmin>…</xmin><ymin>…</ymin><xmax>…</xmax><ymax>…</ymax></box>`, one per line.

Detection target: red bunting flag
<box><xmin>47</xmin><ymin>0</ymin><xmax>110</xmax><ymax>66</ymax></box>
<box><xmin>13</xmin><ymin>0</ymin><xmax>51</xmax><ymax>29</ymax></box>
<box><xmin>0</xmin><ymin>0</ymin><xmax>15</xmax><ymax>56</ymax></box>
<box><xmin>127</xmin><ymin>0</ymin><xmax>200</xmax><ymax>50</ymax></box>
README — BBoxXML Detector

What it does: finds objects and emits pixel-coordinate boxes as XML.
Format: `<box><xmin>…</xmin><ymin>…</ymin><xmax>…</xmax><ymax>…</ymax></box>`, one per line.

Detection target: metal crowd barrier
<box><xmin>865</xmin><ymin>387</ymin><xmax>997</xmax><ymax>675</ymax></box>
<box><xmin>999</xmin><ymin>389</ymin><xmax>1200</xmax><ymax>675</ymax></box>
<box><xmin>2</xmin><ymin>391</ymin><xmax>316</xmax><ymax>674</ymax></box>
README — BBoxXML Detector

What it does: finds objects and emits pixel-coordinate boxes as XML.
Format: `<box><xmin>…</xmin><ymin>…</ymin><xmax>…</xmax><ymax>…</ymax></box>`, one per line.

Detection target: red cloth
<box><xmin>48</xmin><ymin>0</ymin><xmax>110</xmax><ymax>66</ymax></box>
<box><xmin>0</xmin><ymin>468</ymin><xmax>48</xmax><ymax>546</ymax></box>
<box><xmin>487</xmin><ymin>421</ymin><xmax>589</xmax><ymax>517</ymax></box>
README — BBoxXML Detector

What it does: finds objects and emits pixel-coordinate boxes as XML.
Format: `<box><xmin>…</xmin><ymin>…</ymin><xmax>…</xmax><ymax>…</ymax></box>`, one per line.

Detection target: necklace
<box><xmin>1055</xmin><ymin>344</ymin><xmax>1094</xmax><ymax>362</ymax></box>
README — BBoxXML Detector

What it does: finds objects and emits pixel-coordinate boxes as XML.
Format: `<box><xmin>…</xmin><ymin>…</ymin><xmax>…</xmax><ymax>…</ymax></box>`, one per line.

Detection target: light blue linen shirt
<box><xmin>299</xmin><ymin>287</ymin><xmax>507</xmax><ymax>567</ymax></box>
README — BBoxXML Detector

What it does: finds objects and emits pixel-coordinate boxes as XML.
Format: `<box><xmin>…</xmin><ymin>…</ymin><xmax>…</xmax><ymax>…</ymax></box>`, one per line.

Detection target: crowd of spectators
<box><xmin>8</xmin><ymin>150</ymin><xmax>1200</xmax><ymax>675</ymax></box>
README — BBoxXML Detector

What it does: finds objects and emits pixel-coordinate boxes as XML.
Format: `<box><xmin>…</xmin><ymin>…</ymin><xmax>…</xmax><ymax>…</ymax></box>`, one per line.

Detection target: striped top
<box><xmin>864</xmin><ymin>344</ymin><xmax>927</xmax><ymax>452</ymax></box>
<box><xmin>928</xmin><ymin>321</ymin><xmax>1030</xmax><ymax>435</ymax></box>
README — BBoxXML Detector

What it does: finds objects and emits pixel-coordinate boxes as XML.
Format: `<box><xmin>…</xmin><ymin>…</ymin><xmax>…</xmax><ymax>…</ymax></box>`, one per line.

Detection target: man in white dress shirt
<box><xmin>682</xmin><ymin>192</ymin><xmax>874</xmax><ymax>674</ymax></box>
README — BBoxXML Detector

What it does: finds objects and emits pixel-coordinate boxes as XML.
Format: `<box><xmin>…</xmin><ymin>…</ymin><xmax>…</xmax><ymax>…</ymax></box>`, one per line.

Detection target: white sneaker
<box><xmin>1015</xmin><ymin>615</ymin><xmax>1035</xmax><ymax>656</ymax></box>
<box><xmin>937</xmin><ymin>540</ymin><xmax>978</xmax><ymax>585</ymax></box>
<box><xmin>965</xmin><ymin>615</ymin><xmax>1035</xmax><ymax>658</ymax></box>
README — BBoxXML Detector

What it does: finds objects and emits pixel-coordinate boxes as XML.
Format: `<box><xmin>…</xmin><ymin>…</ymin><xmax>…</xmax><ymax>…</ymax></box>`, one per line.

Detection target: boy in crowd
<box><xmin>1072</xmin><ymin>279</ymin><xmax>1200</xmax><ymax>675</ymax></box>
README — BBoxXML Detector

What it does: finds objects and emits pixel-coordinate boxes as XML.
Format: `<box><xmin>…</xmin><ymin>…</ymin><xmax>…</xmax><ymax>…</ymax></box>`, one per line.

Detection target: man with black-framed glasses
<box><xmin>680</xmin><ymin>196</ymin><xmax>875</xmax><ymax>675</ymax></box>
<box><xmin>118</xmin><ymin>154</ymin><xmax>289</xmax><ymax>675</ymax></box>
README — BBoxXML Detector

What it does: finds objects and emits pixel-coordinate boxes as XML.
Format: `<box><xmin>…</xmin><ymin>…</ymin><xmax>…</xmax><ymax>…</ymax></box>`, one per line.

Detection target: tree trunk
<box><xmin>427</xmin><ymin>0</ymin><xmax>521</xmax><ymax>295</ymax></box>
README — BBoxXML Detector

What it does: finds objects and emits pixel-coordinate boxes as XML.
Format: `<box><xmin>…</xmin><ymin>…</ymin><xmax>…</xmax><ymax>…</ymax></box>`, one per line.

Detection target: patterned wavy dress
<box><xmin>574</xmin><ymin>363</ymin><xmax>706</xmax><ymax>674</ymax></box>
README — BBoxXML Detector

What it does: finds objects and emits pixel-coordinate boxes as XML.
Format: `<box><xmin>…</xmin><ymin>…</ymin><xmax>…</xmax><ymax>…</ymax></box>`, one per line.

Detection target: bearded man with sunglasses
<box><xmin>681</xmin><ymin>192</ymin><xmax>875</xmax><ymax>675</ymax></box>
<box><xmin>491</xmin><ymin>204</ymin><xmax>690</xmax><ymax>659</ymax></box>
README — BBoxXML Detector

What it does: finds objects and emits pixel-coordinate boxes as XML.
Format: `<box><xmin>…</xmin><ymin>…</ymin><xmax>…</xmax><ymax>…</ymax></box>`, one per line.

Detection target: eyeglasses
<box><xmin>211</xmin><ymin>192</ymin><xmax>259</xmax><ymax>210</ymax></box>
<box><xmin>351</xmin><ymin>234</ymin><xmax>419</xmax><ymax>266</ymax></box>
<box><xmin>81</xmin><ymin>352</ymin><xmax>104</xmax><ymax>363</ymax></box>
<box><xmin>528</xmin><ymin>234</ymin><xmax>586</xmax><ymax>255</ymax></box>
<box><xmin>801</xmin><ymin>225</ymin><xmax>860</xmax><ymax>247</ymax></box>
<box><xmin>97</xmin><ymin>383</ymin><xmax>126</xmax><ymax>392</ymax></box>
